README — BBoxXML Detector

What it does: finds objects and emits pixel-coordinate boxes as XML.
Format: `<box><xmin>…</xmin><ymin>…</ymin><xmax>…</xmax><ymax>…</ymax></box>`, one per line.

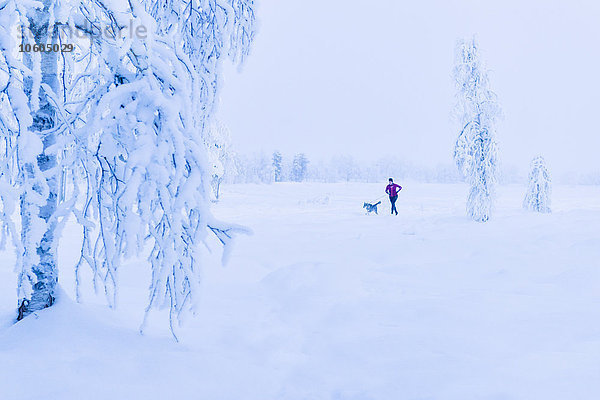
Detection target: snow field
<box><xmin>1</xmin><ymin>182</ymin><xmax>599</xmax><ymax>400</ymax></box>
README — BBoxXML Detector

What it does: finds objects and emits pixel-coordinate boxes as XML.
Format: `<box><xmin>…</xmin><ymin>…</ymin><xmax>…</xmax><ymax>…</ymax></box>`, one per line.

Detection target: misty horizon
<box><xmin>217</xmin><ymin>0</ymin><xmax>600</xmax><ymax>179</ymax></box>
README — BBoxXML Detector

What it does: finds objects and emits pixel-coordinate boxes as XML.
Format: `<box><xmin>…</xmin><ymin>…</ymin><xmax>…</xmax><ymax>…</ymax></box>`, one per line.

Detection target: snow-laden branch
<box><xmin>0</xmin><ymin>0</ymin><xmax>256</xmax><ymax>335</ymax></box>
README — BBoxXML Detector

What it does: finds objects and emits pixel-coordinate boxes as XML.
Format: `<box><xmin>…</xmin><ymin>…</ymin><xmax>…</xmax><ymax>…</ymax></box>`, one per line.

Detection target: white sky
<box><xmin>217</xmin><ymin>0</ymin><xmax>600</xmax><ymax>176</ymax></box>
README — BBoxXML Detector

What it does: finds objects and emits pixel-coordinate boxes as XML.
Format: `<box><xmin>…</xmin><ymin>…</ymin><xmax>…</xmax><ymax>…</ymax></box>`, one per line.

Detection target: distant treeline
<box><xmin>220</xmin><ymin>152</ymin><xmax>562</xmax><ymax>185</ymax></box>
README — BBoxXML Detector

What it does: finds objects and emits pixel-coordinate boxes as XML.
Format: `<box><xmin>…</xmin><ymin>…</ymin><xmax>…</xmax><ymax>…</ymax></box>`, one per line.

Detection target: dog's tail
<box><xmin>374</xmin><ymin>201</ymin><xmax>381</xmax><ymax>206</ymax></box>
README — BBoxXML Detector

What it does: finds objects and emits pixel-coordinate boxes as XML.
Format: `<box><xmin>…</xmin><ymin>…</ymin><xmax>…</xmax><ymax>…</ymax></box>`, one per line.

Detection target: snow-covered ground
<box><xmin>1</xmin><ymin>182</ymin><xmax>599</xmax><ymax>400</ymax></box>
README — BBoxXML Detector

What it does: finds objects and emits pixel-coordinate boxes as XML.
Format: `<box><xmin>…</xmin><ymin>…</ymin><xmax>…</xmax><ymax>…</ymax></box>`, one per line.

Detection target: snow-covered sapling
<box><xmin>205</xmin><ymin>122</ymin><xmax>235</xmax><ymax>200</ymax></box>
<box><xmin>523</xmin><ymin>156</ymin><xmax>552</xmax><ymax>213</ymax></box>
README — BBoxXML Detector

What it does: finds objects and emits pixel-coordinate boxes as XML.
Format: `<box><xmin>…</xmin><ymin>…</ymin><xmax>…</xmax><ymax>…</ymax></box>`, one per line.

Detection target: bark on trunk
<box><xmin>18</xmin><ymin>0</ymin><xmax>60</xmax><ymax>319</ymax></box>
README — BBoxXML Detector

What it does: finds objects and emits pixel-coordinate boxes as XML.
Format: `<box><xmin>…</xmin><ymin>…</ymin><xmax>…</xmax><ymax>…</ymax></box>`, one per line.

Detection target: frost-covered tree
<box><xmin>254</xmin><ymin>152</ymin><xmax>273</xmax><ymax>183</ymax></box>
<box><xmin>205</xmin><ymin>121</ymin><xmax>234</xmax><ymax>200</ymax></box>
<box><xmin>272</xmin><ymin>151</ymin><xmax>282</xmax><ymax>182</ymax></box>
<box><xmin>291</xmin><ymin>153</ymin><xmax>309</xmax><ymax>182</ymax></box>
<box><xmin>0</xmin><ymin>0</ymin><xmax>255</xmax><ymax>334</ymax></box>
<box><xmin>453</xmin><ymin>37</ymin><xmax>501</xmax><ymax>222</ymax></box>
<box><xmin>225</xmin><ymin>153</ymin><xmax>265</xmax><ymax>184</ymax></box>
<box><xmin>0</xmin><ymin>0</ymin><xmax>64</xmax><ymax>319</ymax></box>
<box><xmin>523</xmin><ymin>156</ymin><xmax>551</xmax><ymax>213</ymax></box>
<box><xmin>332</xmin><ymin>155</ymin><xmax>360</xmax><ymax>182</ymax></box>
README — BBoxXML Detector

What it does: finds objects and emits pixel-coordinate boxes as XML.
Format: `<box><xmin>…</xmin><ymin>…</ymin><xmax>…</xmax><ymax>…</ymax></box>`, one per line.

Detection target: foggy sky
<box><xmin>217</xmin><ymin>0</ymin><xmax>600</xmax><ymax>177</ymax></box>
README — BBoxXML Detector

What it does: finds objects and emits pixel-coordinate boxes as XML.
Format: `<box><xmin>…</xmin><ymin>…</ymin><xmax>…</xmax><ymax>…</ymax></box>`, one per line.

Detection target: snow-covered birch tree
<box><xmin>523</xmin><ymin>156</ymin><xmax>551</xmax><ymax>213</ymax></box>
<box><xmin>0</xmin><ymin>0</ymin><xmax>255</xmax><ymax>334</ymax></box>
<box><xmin>0</xmin><ymin>0</ymin><xmax>66</xmax><ymax>319</ymax></box>
<box><xmin>453</xmin><ymin>37</ymin><xmax>501</xmax><ymax>222</ymax></box>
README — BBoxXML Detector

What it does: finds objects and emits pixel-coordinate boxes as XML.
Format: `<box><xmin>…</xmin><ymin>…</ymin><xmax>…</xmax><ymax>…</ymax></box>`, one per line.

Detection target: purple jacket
<box><xmin>386</xmin><ymin>183</ymin><xmax>402</xmax><ymax>197</ymax></box>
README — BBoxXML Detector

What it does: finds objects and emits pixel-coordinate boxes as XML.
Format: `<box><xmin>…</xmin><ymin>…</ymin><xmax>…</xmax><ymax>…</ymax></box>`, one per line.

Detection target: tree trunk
<box><xmin>18</xmin><ymin>0</ymin><xmax>60</xmax><ymax>320</ymax></box>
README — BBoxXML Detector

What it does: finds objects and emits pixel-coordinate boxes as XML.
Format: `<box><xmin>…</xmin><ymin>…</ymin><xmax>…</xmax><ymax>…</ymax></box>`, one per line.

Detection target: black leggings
<box><xmin>389</xmin><ymin>195</ymin><xmax>398</xmax><ymax>214</ymax></box>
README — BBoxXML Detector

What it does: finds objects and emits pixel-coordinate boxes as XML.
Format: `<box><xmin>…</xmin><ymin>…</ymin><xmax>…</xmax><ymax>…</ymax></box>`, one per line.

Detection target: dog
<box><xmin>363</xmin><ymin>201</ymin><xmax>381</xmax><ymax>214</ymax></box>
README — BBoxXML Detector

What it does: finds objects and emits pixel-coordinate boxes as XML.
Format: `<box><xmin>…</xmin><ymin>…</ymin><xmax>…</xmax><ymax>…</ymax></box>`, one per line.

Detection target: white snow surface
<box><xmin>1</xmin><ymin>182</ymin><xmax>599</xmax><ymax>400</ymax></box>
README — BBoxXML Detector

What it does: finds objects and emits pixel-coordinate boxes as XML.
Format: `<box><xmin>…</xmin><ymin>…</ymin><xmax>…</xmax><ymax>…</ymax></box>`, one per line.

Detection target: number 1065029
<box><xmin>19</xmin><ymin>44</ymin><xmax>75</xmax><ymax>53</ymax></box>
